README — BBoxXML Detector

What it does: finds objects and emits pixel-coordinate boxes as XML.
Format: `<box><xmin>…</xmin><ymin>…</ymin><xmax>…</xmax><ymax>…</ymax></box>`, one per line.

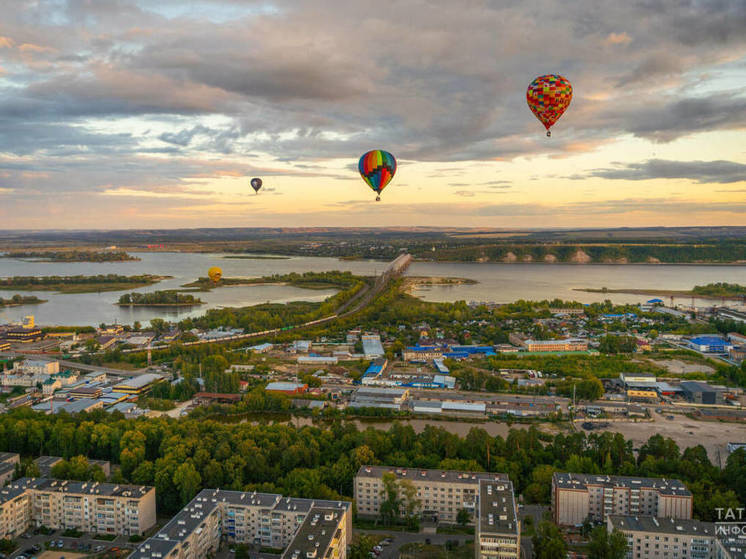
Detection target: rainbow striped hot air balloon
<box><xmin>358</xmin><ymin>149</ymin><xmax>396</xmax><ymax>201</ymax></box>
<box><xmin>526</xmin><ymin>74</ymin><xmax>573</xmax><ymax>137</ymax></box>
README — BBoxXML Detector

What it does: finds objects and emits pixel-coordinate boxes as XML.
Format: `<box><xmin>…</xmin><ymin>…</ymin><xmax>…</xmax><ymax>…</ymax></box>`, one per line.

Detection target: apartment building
<box><xmin>130</xmin><ymin>488</ymin><xmax>352</xmax><ymax>559</ymax></box>
<box><xmin>553</xmin><ymin>473</ymin><xmax>692</xmax><ymax>526</ymax></box>
<box><xmin>476</xmin><ymin>479</ymin><xmax>520</xmax><ymax>559</ymax></box>
<box><xmin>0</xmin><ymin>482</ymin><xmax>33</xmax><ymax>539</ymax></box>
<box><xmin>0</xmin><ymin>452</ymin><xmax>20</xmax><ymax>486</ymax></box>
<box><xmin>608</xmin><ymin>516</ymin><xmax>718</xmax><ymax>559</ymax></box>
<box><xmin>0</xmin><ymin>478</ymin><xmax>155</xmax><ymax>537</ymax></box>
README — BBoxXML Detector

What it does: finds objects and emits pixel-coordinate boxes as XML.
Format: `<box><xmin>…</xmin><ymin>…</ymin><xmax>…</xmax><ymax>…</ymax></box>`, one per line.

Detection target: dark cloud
<box><xmin>579</xmin><ymin>159</ymin><xmax>746</xmax><ymax>184</ymax></box>
<box><xmin>0</xmin><ymin>0</ymin><xmax>744</xmax><ymax>222</ymax></box>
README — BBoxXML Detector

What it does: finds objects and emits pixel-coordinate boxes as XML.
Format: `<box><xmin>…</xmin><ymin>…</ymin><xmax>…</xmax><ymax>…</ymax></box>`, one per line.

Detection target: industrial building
<box><xmin>402</xmin><ymin>345</ymin><xmax>444</xmax><ymax>361</ymax></box>
<box><xmin>680</xmin><ymin>381</ymin><xmax>726</xmax><ymax>405</ymax></box>
<box><xmin>607</xmin><ymin>516</ymin><xmax>721</xmax><ymax>559</ymax></box>
<box><xmin>718</xmin><ymin>309</ymin><xmax>746</xmax><ymax>324</ymax></box>
<box><xmin>297</xmin><ymin>355</ymin><xmax>338</xmax><ymax>365</ymax></box>
<box><xmin>361</xmin><ymin>334</ymin><xmax>385</xmax><ymax>357</ymax></box>
<box><xmin>687</xmin><ymin>336</ymin><xmax>732</xmax><ymax>353</ymax></box>
<box><xmin>129</xmin><ymin>489</ymin><xmax>351</xmax><ymax>559</ymax></box>
<box><xmin>552</xmin><ymin>473</ymin><xmax>692</xmax><ymax>526</ymax></box>
<box><xmin>349</xmin><ymin>387</ymin><xmax>409</xmax><ymax>410</ymax></box>
<box><xmin>477</xmin><ymin>478</ymin><xmax>520</xmax><ymax>559</ymax></box>
<box><xmin>3</xmin><ymin>327</ymin><xmax>44</xmax><ymax>343</ymax></box>
<box><xmin>112</xmin><ymin>373</ymin><xmax>163</xmax><ymax>396</ymax></box>
<box><xmin>265</xmin><ymin>381</ymin><xmax>308</xmax><ymax>395</ymax></box>
<box><xmin>0</xmin><ymin>478</ymin><xmax>156</xmax><ymax>539</ymax></box>
<box><xmin>523</xmin><ymin>338</ymin><xmax>588</xmax><ymax>352</ymax></box>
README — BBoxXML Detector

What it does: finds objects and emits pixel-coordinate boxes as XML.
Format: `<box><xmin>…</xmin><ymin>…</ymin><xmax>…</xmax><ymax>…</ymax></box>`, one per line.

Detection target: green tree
<box><xmin>379</xmin><ymin>472</ymin><xmax>402</xmax><ymax>525</ymax></box>
<box><xmin>588</xmin><ymin>526</ymin><xmax>628</xmax><ymax>559</ymax></box>
<box><xmin>173</xmin><ymin>462</ymin><xmax>202</xmax><ymax>507</ymax></box>
<box><xmin>457</xmin><ymin>508</ymin><xmax>471</xmax><ymax>527</ymax></box>
<box><xmin>533</xmin><ymin>521</ymin><xmax>567</xmax><ymax>559</ymax></box>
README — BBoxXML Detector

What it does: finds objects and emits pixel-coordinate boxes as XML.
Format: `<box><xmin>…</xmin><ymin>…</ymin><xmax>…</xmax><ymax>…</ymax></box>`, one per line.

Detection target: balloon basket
<box><xmin>376</xmin><ymin>195</ymin><xmax>381</xmax><ymax>201</ymax></box>
<box><xmin>546</xmin><ymin>130</ymin><xmax>551</xmax><ymax>137</ymax></box>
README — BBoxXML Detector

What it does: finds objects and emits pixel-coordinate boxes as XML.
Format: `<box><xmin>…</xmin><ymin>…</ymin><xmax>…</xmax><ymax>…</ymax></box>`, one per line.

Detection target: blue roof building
<box><xmin>688</xmin><ymin>336</ymin><xmax>731</xmax><ymax>353</ymax></box>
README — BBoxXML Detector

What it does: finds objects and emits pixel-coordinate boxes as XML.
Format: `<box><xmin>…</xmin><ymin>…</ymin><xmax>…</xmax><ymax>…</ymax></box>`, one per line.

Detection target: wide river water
<box><xmin>0</xmin><ymin>252</ymin><xmax>744</xmax><ymax>326</ymax></box>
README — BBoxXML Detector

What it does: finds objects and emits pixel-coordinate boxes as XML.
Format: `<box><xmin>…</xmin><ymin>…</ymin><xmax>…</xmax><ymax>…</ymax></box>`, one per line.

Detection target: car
<box><xmin>373</xmin><ymin>545</ymin><xmax>382</xmax><ymax>552</ymax></box>
<box><xmin>380</xmin><ymin>538</ymin><xmax>392</xmax><ymax>546</ymax></box>
<box><xmin>666</xmin><ymin>415</ymin><xmax>675</xmax><ymax>420</ymax></box>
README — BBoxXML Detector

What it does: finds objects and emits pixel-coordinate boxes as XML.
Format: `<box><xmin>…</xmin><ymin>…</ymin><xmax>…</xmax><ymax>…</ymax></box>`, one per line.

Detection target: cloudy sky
<box><xmin>0</xmin><ymin>0</ymin><xmax>744</xmax><ymax>229</ymax></box>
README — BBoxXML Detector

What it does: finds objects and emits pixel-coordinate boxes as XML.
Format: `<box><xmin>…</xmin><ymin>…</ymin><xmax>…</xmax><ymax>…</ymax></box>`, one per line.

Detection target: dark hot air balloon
<box><xmin>526</xmin><ymin>74</ymin><xmax>573</xmax><ymax>137</ymax></box>
<box><xmin>250</xmin><ymin>177</ymin><xmax>263</xmax><ymax>193</ymax></box>
<box><xmin>358</xmin><ymin>150</ymin><xmax>396</xmax><ymax>201</ymax></box>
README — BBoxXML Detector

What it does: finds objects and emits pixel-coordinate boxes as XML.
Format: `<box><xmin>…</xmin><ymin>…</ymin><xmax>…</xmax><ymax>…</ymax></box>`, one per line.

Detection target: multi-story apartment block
<box><xmin>0</xmin><ymin>452</ymin><xmax>20</xmax><ymax>486</ymax></box>
<box><xmin>476</xmin><ymin>479</ymin><xmax>520</xmax><ymax>559</ymax></box>
<box><xmin>355</xmin><ymin>466</ymin><xmax>520</xmax><ymax>559</ymax></box>
<box><xmin>355</xmin><ymin>465</ymin><xmax>507</xmax><ymax>524</ymax></box>
<box><xmin>553</xmin><ymin>473</ymin><xmax>692</xmax><ymax>526</ymax></box>
<box><xmin>0</xmin><ymin>478</ymin><xmax>155</xmax><ymax>538</ymax></box>
<box><xmin>608</xmin><ymin>516</ymin><xmax>719</xmax><ymax>559</ymax></box>
<box><xmin>130</xmin><ymin>489</ymin><xmax>351</xmax><ymax>559</ymax></box>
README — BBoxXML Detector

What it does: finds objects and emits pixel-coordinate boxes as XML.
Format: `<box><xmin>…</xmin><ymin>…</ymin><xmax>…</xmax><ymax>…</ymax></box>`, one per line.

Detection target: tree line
<box><xmin>0</xmin><ymin>407</ymin><xmax>742</xmax><ymax>520</ymax></box>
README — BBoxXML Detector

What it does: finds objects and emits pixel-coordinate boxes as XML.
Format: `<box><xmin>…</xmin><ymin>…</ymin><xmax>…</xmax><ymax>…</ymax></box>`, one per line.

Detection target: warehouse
<box><xmin>680</xmin><ymin>381</ymin><xmax>726</xmax><ymax>405</ymax></box>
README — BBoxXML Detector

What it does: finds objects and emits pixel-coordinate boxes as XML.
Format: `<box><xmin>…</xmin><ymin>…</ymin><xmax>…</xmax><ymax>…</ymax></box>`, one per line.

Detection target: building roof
<box><xmin>0</xmin><ymin>452</ymin><xmax>19</xmax><ymax>464</ymax></box>
<box><xmin>266</xmin><ymin>381</ymin><xmax>306</xmax><ymax>391</ymax></box>
<box><xmin>680</xmin><ymin>381</ymin><xmax>724</xmax><ymax>394</ymax></box>
<box><xmin>112</xmin><ymin>373</ymin><xmax>162</xmax><ymax>390</ymax></box>
<box><xmin>608</xmin><ymin>515</ymin><xmax>715</xmax><ymax>537</ymax></box>
<box><xmin>479</xmin><ymin>479</ymin><xmax>518</xmax><ymax>536</ymax></box>
<box><xmin>281</xmin><ymin>507</ymin><xmax>344</xmax><ymax>559</ymax></box>
<box><xmin>130</xmin><ymin>488</ymin><xmax>350</xmax><ymax>559</ymax></box>
<box><xmin>4</xmin><ymin>477</ymin><xmax>151</xmax><ymax>500</ymax></box>
<box><xmin>356</xmin><ymin>465</ymin><xmax>508</xmax><ymax>485</ymax></box>
<box><xmin>553</xmin><ymin>473</ymin><xmax>691</xmax><ymax>496</ymax></box>
<box><xmin>689</xmin><ymin>336</ymin><xmax>728</xmax><ymax>345</ymax></box>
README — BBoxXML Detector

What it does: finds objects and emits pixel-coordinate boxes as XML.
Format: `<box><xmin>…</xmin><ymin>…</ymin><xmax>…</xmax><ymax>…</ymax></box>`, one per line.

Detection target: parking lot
<box><xmin>5</xmin><ymin>530</ymin><xmax>131</xmax><ymax>559</ymax></box>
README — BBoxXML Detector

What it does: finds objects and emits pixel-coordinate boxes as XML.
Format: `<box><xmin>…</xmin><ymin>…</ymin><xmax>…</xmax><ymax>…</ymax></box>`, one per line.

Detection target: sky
<box><xmin>0</xmin><ymin>0</ymin><xmax>744</xmax><ymax>229</ymax></box>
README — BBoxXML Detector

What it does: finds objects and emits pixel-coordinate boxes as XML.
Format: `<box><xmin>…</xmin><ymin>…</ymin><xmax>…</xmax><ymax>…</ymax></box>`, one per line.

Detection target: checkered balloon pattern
<box><xmin>526</xmin><ymin>74</ymin><xmax>573</xmax><ymax>132</ymax></box>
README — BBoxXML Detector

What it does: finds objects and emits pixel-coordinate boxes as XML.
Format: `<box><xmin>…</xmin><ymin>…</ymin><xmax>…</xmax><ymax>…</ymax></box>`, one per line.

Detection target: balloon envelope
<box><xmin>358</xmin><ymin>150</ymin><xmax>396</xmax><ymax>199</ymax></box>
<box><xmin>250</xmin><ymin>178</ymin><xmax>263</xmax><ymax>193</ymax></box>
<box><xmin>526</xmin><ymin>74</ymin><xmax>572</xmax><ymax>135</ymax></box>
<box><xmin>207</xmin><ymin>267</ymin><xmax>222</xmax><ymax>283</ymax></box>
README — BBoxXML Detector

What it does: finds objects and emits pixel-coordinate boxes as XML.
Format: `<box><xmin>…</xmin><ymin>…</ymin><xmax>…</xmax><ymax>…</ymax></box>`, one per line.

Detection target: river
<box><xmin>0</xmin><ymin>252</ymin><xmax>744</xmax><ymax>326</ymax></box>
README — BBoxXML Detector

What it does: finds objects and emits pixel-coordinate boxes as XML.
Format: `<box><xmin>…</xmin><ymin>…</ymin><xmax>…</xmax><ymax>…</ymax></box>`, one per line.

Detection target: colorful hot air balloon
<box><xmin>358</xmin><ymin>150</ymin><xmax>396</xmax><ymax>201</ymax></box>
<box><xmin>526</xmin><ymin>74</ymin><xmax>573</xmax><ymax>137</ymax></box>
<box><xmin>250</xmin><ymin>177</ymin><xmax>263</xmax><ymax>194</ymax></box>
<box><xmin>207</xmin><ymin>266</ymin><xmax>222</xmax><ymax>283</ymax></box>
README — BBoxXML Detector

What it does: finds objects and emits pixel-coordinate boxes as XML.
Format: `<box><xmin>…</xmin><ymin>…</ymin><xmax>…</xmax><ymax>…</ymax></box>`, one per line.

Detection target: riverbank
<box><xmin>0</xmin><ymin>295</ymin><xmax>47</xmax><ymax>307</ymax></box>
<box><xmin>575</xmin><ymin>287</ymin><xmax>746</xmax><ymax>300</ymax></box>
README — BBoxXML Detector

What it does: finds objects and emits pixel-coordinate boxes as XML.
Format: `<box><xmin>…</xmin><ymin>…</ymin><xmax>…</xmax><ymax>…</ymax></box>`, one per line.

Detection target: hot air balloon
<box><xmin>250</xmin><ymin>177</ymin><xmax>263</xmax><ymax>194</ymax></box>
<box><xmin>526</xmin><ymin>74</ymin><xmax>573</xmax><ymax>137</ymax></box>
<box><xmin>358</xmin><ymin>150</ymin><xmax>396</xmax><ymax>201</ymax></box>
<box><xmin>207</xmin><ymin>266</ymin><xmax>222</xmax><ymax>283</ymax></box>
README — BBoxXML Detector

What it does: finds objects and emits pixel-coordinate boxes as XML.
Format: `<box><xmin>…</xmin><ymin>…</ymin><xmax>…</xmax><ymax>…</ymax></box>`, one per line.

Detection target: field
<box><xmin>581</xmin><ymin>413</ymin><xmax>746</xmax><ymax>462</ymax></box>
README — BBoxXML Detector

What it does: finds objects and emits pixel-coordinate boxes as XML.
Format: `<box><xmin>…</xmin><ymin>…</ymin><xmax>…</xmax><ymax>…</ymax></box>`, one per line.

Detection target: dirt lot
<box><xmin>38</xmin><ymin>552</ymin><xmax>88</xmax><ymax>559</ymax></box>
<box><xmin>650</xmin><ymin>359</ymin><xmax>716</xmax><ymax>374</ymax></box>
<box><xmin>584</xmin><ymin>412</ymin><xmax>746</xmax><ymax>463</ymax></box>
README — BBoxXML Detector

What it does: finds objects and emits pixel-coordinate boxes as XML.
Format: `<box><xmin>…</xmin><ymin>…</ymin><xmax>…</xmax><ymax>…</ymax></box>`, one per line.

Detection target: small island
<box><xmin>0</xmin><ymin>274</ymin><xmax>168</xmax><ymax>293</ymax></box>
<box><xmin>3</xmin><ymin>249</ymin><xmax>139</xmax><ymax>262</ymax></box>
<box><xmin>403</xmin><ymin>276</ymin><xmax>478</xmax><ymax>291</ymax></box>
<box><xmin>0</xmin><ymin>294</ymin><xmax>47</xmax><ymax>307</ymax></box>
<box><xmin>181</xmin><ymin>271</ymin><xmax>360</xmax><ymax>291</ymax></box>
<box><xmin>117</xmin><ymin>291</ymin><xmax>204</xmax><ymax>307</ymax></box>
<box><xmin>575</xmin><ymin>282</ymin><xmax>746</xmax><ymax>300</ymax></box>
<box><xmin>223</xmin><ymin>255</ymin><xmax>291</xmax><ymax>260</ymax></box>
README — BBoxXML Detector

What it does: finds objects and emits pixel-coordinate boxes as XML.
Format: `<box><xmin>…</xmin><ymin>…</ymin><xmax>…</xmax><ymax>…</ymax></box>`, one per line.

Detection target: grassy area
<box><xmin>0</xmin><ymin>275</ymin><xmax>167</xmax><ymax>293</ymax></box>
<box><xmin>576</xmin><ymin>282</ymin><xmax>746</xmax><ymax>300</ymax></box>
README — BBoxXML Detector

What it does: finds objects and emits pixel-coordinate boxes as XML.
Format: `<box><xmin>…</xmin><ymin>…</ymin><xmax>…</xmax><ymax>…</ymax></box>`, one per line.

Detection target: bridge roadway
<box><xmin>2</xmin><ymin>254</ymin><xmax>413</xmax><ymax>376</ymax></box>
